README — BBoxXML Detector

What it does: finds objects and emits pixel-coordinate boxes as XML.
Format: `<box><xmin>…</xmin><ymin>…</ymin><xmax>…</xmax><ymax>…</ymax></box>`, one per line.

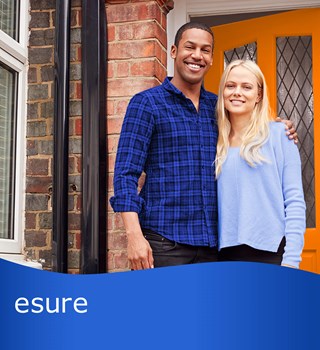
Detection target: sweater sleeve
<box><xmin>109</xmin><ymin>93</ymin><xmax>155</xmax><ymax>213</ymax></box>
<box><xmin>278</xmin><ymin>126</ymin><xmax>306</xmax><ymax>268</ymax></box>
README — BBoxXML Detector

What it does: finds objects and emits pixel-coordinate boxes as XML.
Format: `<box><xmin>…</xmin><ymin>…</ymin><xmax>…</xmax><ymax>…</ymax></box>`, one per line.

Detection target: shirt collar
<box><xmin>162</xmin><ymin>77</ymin><xmax>209</xmax><ymax>100</ymax></box>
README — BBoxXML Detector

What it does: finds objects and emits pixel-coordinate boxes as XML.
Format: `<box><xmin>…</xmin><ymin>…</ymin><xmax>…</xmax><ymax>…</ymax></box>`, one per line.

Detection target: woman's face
<box><xmin>223</xmin><ymin>65</ymin><xmax>261</xmax><ymax>119</ymax></box>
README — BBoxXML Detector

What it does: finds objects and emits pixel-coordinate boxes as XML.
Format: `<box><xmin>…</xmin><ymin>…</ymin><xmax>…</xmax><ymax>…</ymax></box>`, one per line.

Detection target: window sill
<box><xmin>0</xmin><ymin>254</ymin><xmax>43</xmax><ymax>269</ymax></box>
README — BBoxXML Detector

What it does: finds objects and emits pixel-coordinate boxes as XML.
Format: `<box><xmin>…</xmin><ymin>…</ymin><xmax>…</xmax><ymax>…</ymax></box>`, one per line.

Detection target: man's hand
<box><xmin>120</xmin><ymin>212</ymin><xmax>154</xmax><ymax>270</ymax></box>
<box><xmin>127</xmin><ymin>231</ymin><xmax>154</xmax><ymax>270</ymax></box>
<box><xmin>275</xmin><ymin>117</ymin><xmax>298</xmax><ymax>144</ymax></box>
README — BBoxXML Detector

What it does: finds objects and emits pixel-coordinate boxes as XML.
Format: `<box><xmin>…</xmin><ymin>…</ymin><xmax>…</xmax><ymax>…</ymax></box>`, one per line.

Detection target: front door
<box><xmin>205</xmin><ymin>8</ymin><xmax>320</xmax><ymax>273</ymax></box>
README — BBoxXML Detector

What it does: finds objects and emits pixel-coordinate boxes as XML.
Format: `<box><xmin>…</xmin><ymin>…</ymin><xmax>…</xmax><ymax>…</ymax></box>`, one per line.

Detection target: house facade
<box><xmin>1</xmin><ymin>0</ymin><xmax>319</xmax><ymax>273</ymax></box>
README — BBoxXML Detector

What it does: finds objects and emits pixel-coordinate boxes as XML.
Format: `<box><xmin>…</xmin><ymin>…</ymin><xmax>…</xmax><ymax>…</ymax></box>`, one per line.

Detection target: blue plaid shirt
<box><xmin>110</xmin><ymin>77</ymin><xmax>218</xmax><ymax>247</ymax></box>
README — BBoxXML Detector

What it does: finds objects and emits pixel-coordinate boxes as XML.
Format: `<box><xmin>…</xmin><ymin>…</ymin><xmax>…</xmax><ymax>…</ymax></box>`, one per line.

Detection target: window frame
<box><xmin>0</xmin><ymin>0</ymin><xmax>28</xmax><ymax>254</ymax></box>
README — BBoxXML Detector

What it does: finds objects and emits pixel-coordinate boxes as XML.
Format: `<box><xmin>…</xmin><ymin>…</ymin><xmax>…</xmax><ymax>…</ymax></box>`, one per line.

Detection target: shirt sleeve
<box><xmin>109</xmin><ymin>93</ymin><xmax>155</xmax><ymax>213</ymax></box>
<box><xmin>280</xmin><ymin>127</ymin><xmax>306</xmax><ymax>268</ymax></box>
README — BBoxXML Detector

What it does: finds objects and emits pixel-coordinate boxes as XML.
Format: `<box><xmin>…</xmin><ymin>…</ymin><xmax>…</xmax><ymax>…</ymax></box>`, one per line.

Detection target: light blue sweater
<box><xmin>217</xmin><ymin>122</ymin><xmax>306</xmax><ymax>268</ymax></box>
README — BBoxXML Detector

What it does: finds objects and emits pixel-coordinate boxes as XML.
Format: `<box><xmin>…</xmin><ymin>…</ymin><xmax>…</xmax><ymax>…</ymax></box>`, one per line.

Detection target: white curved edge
<box><xmin>0</xmin><ymin>255</ymin><xmax>43</xmax><ymax>269</ymax></box>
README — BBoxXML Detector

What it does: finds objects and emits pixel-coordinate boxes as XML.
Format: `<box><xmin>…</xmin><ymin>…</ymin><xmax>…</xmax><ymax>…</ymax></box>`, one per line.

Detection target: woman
<box><xmin>216</xmin><ymin>59</ymin><xmax>306</xmax><ymax>268</ymax></box>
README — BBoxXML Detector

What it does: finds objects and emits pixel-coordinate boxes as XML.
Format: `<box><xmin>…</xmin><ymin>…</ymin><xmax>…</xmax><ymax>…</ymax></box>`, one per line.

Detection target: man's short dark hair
<box><xmin>174</xmin><ymin>22</ymin><xmax>214</xmax><ymax>50</ymax></box>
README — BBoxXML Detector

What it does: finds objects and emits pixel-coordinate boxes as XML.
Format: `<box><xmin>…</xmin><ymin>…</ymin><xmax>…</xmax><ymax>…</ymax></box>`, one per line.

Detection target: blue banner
<box><xmin>1</xmin><ymin>258</ymin><xmax>319</xmax><ymax>350</ymax></box>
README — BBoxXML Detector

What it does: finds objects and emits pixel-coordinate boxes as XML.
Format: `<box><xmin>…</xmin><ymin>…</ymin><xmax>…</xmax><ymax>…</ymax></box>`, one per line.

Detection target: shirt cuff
<box><xmin>110</xmin><ymin>194</ymin><xmax>145</xmax><ymax>213</ymax></box>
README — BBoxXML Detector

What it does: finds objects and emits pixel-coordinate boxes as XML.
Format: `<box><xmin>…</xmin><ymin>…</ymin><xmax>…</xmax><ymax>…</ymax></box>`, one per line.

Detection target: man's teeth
<box><xmin>188</xmin><ymin>63</ymin><xmax>201</xmax><ymax>69</ymax></box>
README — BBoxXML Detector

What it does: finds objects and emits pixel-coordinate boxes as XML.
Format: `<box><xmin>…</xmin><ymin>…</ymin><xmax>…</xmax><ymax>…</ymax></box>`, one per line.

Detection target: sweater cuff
<box><xmin>281</xmin><ymin>257</ymin><xmax>300</xmax><ymax>269</ymax></box>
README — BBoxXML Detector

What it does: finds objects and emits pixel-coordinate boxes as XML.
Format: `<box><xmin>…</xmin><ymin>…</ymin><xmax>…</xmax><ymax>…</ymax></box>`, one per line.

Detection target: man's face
<box><xmin>171</xmin><ymin>28</ymin><xmax>213</xmax><ymax>87</ymax></box>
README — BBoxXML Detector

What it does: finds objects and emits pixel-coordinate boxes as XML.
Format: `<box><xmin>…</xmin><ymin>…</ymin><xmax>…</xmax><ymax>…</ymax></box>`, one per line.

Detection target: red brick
<box><xmin>76</xmin><ymin>82</ymin><xmax>82</xmax><ymax>99</ymax></box>
<box><xmin>149</xmin><ymin>3</ymin><xmax>162</xmax><ymax>24</ymax></box>
<box><xmin>116</xmin><ymin>61</ymin><xmax>129</xmax><ymax>78</ymax></box>
<box><xmin>25</xmin><ymin>212</ymin><xmax>37</xmax><ymax>230</ymax></box>
<box><xmin>75</xmin><ymin>233</ymin><xmax>81</xmax><ymax>250</ymax></box>
<box><xmin>25</xmin><ymin>231</ymin><xmax>48</xmax><ymax>247</ymax></box>
<box><xmin>108</xmin><ymin>153</ymin><xmax>116</xmax><ymax>172</ymax></box>
<box><xmin>76</xmin><ymin>195</ymin><xmax>82</xmax><ymax>211</ymax></box>
<box><xmin>26</xmin><ymin>158</ymin><xmax>49</xmax><ymax>175</ymax></box>
<box><xmin>71</xmin><ymin>9</ymin><xmax>80</xmax><ymax>27</ymax></box>
<box><xmin>107</xmin><ymin>251</ymin><xmax>115</xmax><ymax>271</ymax></box>
<box><xmin>115</xmin><ymin>99</ymin><xmax>129</xmax><ymax>115</ymax></box>
<box><xmin>109</xmin><ymin>232</ymin><xmax>127</xmax><ymax>250</ymax></box>
<box><xmin>68</xmin><ymin>156</ymin><xmax>76</xmax><ymax>174</ymax></box>
<box><xmin>107</xmin><ymin>3</ymin><xmax>158</xmax><ymax>23</ymax></box>
<box><xmin>155</xmin><ymin>21</ymin><xmax>167</xmax><ymax>47</ymax></box>
<box><xmin>108</xmin><ymin>41</ymin><xmax>156</xmax><ymax>60</ymax></box>
<box><xmin>161</xmin><ymin>10</ymin><xmax>167</xmax><ymax>28</ymax></box>
<box><xmin>108</xmin><ymin>62</ymin><xmax>114</xmax><ymax>78</ymax></box>
<box><xmin>133</xmin><ymin>21</ymin><xmax>166</xmax><ymax>47</ymax></box>
<box><xmin>131</xmin><ymin>59</ymin><xmax>155</xmax><ymax>76</ymax></box>
<box><xmin>107</xmin><ymin>78</ymin><xmax>158</xmax><ymax>97</ymax></box>
<box><xmin>107</xmin><ymin>100</ymin><xmax>115</xmax><ymax>116</ymax></box>
<box><xmin>155</xmin><ymin>60</ymin><xmax>166</xmax><ymax>82</ymax></box>
<box><xmin>108</xmin><ymin>173</ymin><xmax>114</xmax><ymax>191</ymax></box>
<box><xmin>107</xmin><ymin>24</ymin><xmax>116</xmax><ymax>42</ymax></box>
<box><xmin>114</xmin><ymin>251</ymin><xmax>129</xmax><ymax>270</ymax></box>
<box><xmin>156</xmin><ymin>0</ymin><xmax>174</xmax><ymax>15</ymax></box>
<box><xmin>160</xmin><ymin>48</ymin><xmax>167</xmax><ymax>66</ymax></box>
<box><xmin>75</xmin><ymin>118</ymin><xmax>82</xmax><ymax>135</ymax></box>
<box><xmin>77</xmin><ymin>46</ymin><xmax>82</xmax><ymax>61</ymax></box>
<box><xmin>68</xmin><ymin>118</ymin><xmax>74</xmax><ymax>136</ymax></box>
<box><xmin>26</xmin><ymin>176</ymin><xmax>52</xmax><ymax>193</ymax></box>
<box><xmin>114</xmin><ymin>212</ymin><xmax>124</xmax><ymax>230</ymax></box>
<box><xmin>107</xmin><ymin>116</ymin><xmax>123</xmax><ymax>134</ymax></box>
<box><xmin>107</xmin><ymin>135</ymin><xmax>119</xmax><ymax>153</ymax></box>
<box><xmin>107</xmin><ymin>214</ymin><xmax>113</xmax><ymax>231</ymax></box>
<box><xmin>78</xmin><ymin>9</ymin><xmax>82</xmax><ymax>26</ymax></box>
<box><xmin>106</xmin><ymin>0</ymin><xmax>130</xmax><ymax>4</ymax></box>
<box><xmin>26</xmin><ymin>140</ymin><xmax>37</xmax><ymax>154</ymax></box>
<box><xmin>117</xmin><ymin>24</ymin><xmax>133</xmax><ymax>40</ymax></box>
<box><xmin>76</xmin><ymin>156</ymin><xmax>82</xmax><ymax>173</ymax></box>
<box><xmin>69</xmin><ymin>213</ymin><xmax>81</xmax><ymax>230</ymax></box>
<box><xmin>107</xmin><ymin>199</ymin><xmax>114</xmax><ymax>213</ymax></box>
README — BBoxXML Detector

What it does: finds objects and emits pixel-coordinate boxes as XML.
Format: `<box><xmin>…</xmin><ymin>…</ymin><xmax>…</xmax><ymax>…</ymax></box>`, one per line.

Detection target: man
<box><xmin>110</xmin><ymin>22</ymin><xmax>296</xmax><ymax>270</ymax></box>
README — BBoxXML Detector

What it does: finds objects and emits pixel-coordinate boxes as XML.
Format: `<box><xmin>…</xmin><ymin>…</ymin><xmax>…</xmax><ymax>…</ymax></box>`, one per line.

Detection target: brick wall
<box><xmin>25</xmin><ymin>0</ymin><xmax>174</xmax><ymax>273</ymax></box>
<box><xmin>26</xmin><ymin>0</ymin><xmax>83</xmax><ymax>272</ymax></box>
<box><xmin>106</xmin><ymin>0</ymin><xmax>173</xmax><ymax>271</ymax></box>
<box><xmin>25</xmin><ymin>0</ymin><xmax>56</xmax><ymax>268</ymax></box>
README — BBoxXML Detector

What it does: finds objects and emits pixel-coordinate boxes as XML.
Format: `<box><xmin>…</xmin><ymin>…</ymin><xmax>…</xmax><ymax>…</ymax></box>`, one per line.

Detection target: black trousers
<box><xmin>218</xmin><ymin>237</ymin><xmax>286</xmax><ymax>265</ymax></box>
<box><xmin>143</xmin><ymin>229</ymin><xmax>219</xmax><ymax>268</ymax></box>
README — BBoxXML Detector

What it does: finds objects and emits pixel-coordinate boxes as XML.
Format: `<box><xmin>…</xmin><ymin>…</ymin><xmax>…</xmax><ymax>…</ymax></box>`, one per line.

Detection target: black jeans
<box><xmin>218</xmin><ymin>237</ymin><xmax>286</xmax><ymax>265</ymax></box>
<box><xmin>143</xmin><ymin>229</ymin><xmax>219</xmax><ymax>268</ymax></box>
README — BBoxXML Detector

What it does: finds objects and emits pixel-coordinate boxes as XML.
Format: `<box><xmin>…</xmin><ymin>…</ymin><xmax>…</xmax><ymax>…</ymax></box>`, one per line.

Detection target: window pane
<box><xmin>0</xmin><ymin>63</ymin><xmax>16</xmax><ymax>239</ymax></box>
<box><xmin>224</xmin><ymin>42</ymin><xmax>257</xmax><ymax>67</ymax></box>
<box><xmin>0</xmin><ymin>0</ymin><xmax>18</xmax><ymax>40</ymax></box>
<box><xmin>276</xmin><ymin>36</ymin><xmax>314</xmax><ymax>228</ymax></box>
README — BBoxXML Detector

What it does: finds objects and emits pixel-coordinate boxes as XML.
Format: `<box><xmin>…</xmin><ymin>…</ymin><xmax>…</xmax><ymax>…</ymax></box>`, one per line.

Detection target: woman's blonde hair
<box><xmin>215</xmin><ymin>59</ymin><xmax>274</xmax><ymax>177</ymax></box>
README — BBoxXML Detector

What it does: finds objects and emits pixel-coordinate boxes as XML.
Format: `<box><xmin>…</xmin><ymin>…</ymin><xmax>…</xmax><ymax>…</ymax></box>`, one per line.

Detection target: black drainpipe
<box><xmin>80</xmin><ymin>0</ymin><xmax>107</xmax><ymax>273</ymax></box>
<box><xmin>52</xmin><ymin>0</ymin><xmax>71</xmax><ymax>273</ymax></box>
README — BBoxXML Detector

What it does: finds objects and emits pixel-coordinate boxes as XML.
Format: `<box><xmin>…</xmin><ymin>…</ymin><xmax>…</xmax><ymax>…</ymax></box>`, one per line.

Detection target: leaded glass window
<box><xmin>276</xmin><ymin>36</ymin><xmax>314</xmax><ymax>228</ymax></box>
<box><xmin>224</xmin><ymin>42</ymin><xmax>257</xmax><ymax>67</ymax></box>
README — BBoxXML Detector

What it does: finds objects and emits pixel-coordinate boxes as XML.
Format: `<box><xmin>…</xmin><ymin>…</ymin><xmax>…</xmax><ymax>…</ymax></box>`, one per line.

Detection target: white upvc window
<box><xmin>0</xmin><ymin>0</ymin><xmax>28</xmax><ymax>255</ymax></box>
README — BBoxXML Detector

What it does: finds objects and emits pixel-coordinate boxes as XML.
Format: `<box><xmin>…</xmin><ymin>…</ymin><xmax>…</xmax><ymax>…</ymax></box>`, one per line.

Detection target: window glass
<box><xmin>0</xmin><ymin>0</ymin><xmax>18</xmax><ymax>40</ymax></box>
<box><xmin>277</xmin><ymin>36</ymin><xmax>314</xmax><ymax>228</ymax></box>
<box><xmin>0</xmin><ymin>63</ymin><xmax>16</xmax><ymax>239</ymax></box>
